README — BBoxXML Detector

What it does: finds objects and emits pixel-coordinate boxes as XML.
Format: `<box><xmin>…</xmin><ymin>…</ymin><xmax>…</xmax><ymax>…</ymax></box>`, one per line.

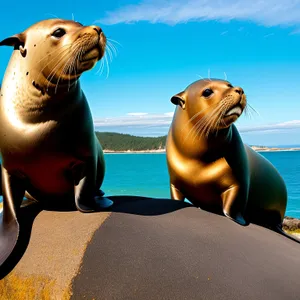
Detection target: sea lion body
<box><xmin>166</xmin><ymin>79</ymin><xmax>290</xmax><ymax>234</ymax></box>
<box><xmin>0</xmin><ymin>19</ymin><xmax>111</xmax><ymax>266</ymax></box>
<box><xmin>0</xmin><ymin>82</ymin><xmax>104</xmax><ymax>198</ymax></box>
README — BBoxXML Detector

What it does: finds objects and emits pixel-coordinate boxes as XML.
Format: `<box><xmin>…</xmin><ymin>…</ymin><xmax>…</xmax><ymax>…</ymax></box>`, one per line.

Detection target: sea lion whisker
<box><xmin>55</xmin><ymin>51</ymin><xmax>79</xmax><ymax>94</ymax></box>
<box><xmin>203</xmin><ymin>117</ymin><xmax>215</xmax><ymax>138</ymax></box>
<box><xmin>46</xmin><ymin>49</ymin><xmax>79</xmax><ymax>91</ymax></box>
<box><xmin>200</xmin><ymin>103</ymin><xmax>226</xmax><ymax>139</ymax></box>
<box><xmin>244</xmin><ymin>106</ymin><xmax>251</xmax><ymax>119</ymax></box>
<box><xmin>191</xmin><ymin>104</ymin><xmax>223</xmax><ymax>142</ymax></box>
<box><xmin>108</xmin><ymin>41</ymin><xmax>119</xmax><ymax>56</ymax></box>
<box><xmin>181</xmin><ymin>106</ymin><xmax>212</xmax><ymax>133</ymax></box>
<box><xmin>247</xmin><ymin>103</ymin><xmax>260</xmax><ymax>117</ymax></box>
<box><xmin>106</xmin><ymin>45</ymin><xmax>113</xmax><ymax>63</ymax></box>
<box><xmin>57</xmin><ymin>42</ymin><xmax>84</xmax><ymax>74</ymax></box>
<box><xmin>95</xmin><ymin>59</ymin><xmax>104</xmax><ymax>75</ymax></box>
<box><xmin>76</xmin><ymin>37</ymin><xmax>93</xmax><ymax>61</ymax></box>
<box><xmin>99</xmin><ymin>59</ymin><xmax>106</xmax><ymax>76</ymax></box>
<box><xmin>78</xmin><ymin>41</ymin><xmax>88</xmax><ymax>62</ymax></box>
<box><xmin>33</xmin><ymin>44</ymin><xmax>72</xmax><ymax>72</ymax></box>
<box><xmin>46</xmin><ymin>51</ymin><xmax>74</xmax><ymax>84</ymax></box>
<box><xmin>196</xmin><ymin>74</ymin><xmax>211</xmax><ymax>83</ymax></box>
<box><xmin>104</xmin><ymin>54</ymin><xmax>110</xmax><ymax>79</ymax></box>
<box><xmin>35</xmin><ymin>48</ymin><xmax>71</xmax><ymax>84</ymax></box>
<box><xmin>214</xmin><ymin>104</ymin><xmax>229</xmax><ymax>135</ymax></box>
<box><xmin>206</xmin><ymin>105</ymin><xmax>226</xmax><ymax>137</ymax></box>
<box><xmin>184</xmin><ymin>114</ymin><xmax>208</xmax><ymax>144</ymax></box>
<box><xmin>184</xmin><ymin>113</ymin><xmax>209</xmax><ymax>144</ymax></box>
<box><xmin>203</xmin><ymin>104</ymin><xmax>225</xmax><ymax>138</ymax></box>
<box><xmin>207</xmin><ymin>69</ymin><xmax>212</xmax><ymax>81</ymax></box>
<box><xmin>107</xmin><ymin>38</ymin><xmax>123</xmax><ymax>47</ymax></box>
<box><xmin>193</xmin><ymin>116</ymin><xmax>211</xmax><ymax>142</ymax></box>
<box><xmin>54</xmin><ymin>57</ymin><xmax>74</xmax><ymax>93</ymax></box>
<box><xmin>37</xmin><ymin>47</ymin><xmax>72</xmax><ymax>85</ymax></box>
<box><xmin>191</xmin><ymin>108</ymin><xmax>218</xmax><ymax>140</ymax></box>
<box><xmin>108</xmin><ymin>44</ymin><xmax>115</xmax><ymax>61</ymax></box>
<box><xmin>44</xmin><ymin>13</ymin><xmax>61</xmax><ymax>19</ymax></box>
<box><xmin>195</xmin><ymin>104</ymin><xmax>224</xmax><ymax>137</ymax></box>
<box><xmin>66</xmin><ymin>47</ymin><xmax>80</xmax><ymax>89</ymax></box>
<box><xmin>62</xmin><ymin>41</ymin><xmax>86</xmax><ymax>81</ymax></box>
<box><xmin>107</xmin><ymin>41</ymin><xmax>118</xmax><ymax>57</ymax></box>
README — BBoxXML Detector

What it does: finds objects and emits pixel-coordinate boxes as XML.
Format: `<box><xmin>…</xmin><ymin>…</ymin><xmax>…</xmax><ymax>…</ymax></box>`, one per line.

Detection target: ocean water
<box><xmin>0</xmin><ymin>151</ymin><xmax>300</xmax><ymax>219</ymax></box>
<box><xmin>102</xmin><ymin>152</ymin><xmax>300</xmax><ymax>219</ymax></box>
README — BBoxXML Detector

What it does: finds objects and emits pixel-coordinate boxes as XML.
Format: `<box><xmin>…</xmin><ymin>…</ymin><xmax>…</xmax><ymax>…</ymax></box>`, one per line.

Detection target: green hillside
<box><xmin>96</xmin><ymin>132</ymin><xmax>167</xmax><ymax>151</ymax></box>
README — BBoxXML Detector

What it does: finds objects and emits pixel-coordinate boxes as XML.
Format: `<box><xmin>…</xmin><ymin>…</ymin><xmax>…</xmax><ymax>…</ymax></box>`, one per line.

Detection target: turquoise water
<box><xmin>1</xmin><ymin>151</ymin><xmax>300</xmax><ymax>218</ymax></box>
<box><xmin>102</xmin><ymin>152</ymin><xmax>300</xmax><ymax>219</ymax></box>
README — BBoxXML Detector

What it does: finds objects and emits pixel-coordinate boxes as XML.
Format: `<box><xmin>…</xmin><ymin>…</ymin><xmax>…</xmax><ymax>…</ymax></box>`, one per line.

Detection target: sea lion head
<box><xmin>0</xmin><ymin>19</ymin><xmax>106</xmax><ymax>92</ymax></box>
<box><xmin>171</xmin><ymin>79</ymin><xmax>247</xmax><ymax>135</ymax></box>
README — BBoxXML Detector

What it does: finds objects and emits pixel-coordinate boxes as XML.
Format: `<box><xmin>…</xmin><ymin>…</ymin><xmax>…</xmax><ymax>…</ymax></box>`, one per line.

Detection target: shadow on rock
<box><xmin>0</xmin><ymin>203</ymin><xmax>42</xmax><ymax>279</ymax></box>
<box><xmin>103</xmin><ymin>195</ymin><xmax>193</xmax><ymax>216</ymax></box>
<box><xmin>0</xmin><ymin>195</ymin><xmax>193</xmax><ymax>279</ymax></box>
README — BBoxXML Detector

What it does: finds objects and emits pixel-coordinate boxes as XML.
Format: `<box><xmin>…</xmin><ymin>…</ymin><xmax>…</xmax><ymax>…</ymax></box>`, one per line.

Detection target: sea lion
<box><xmin>166</xmin><ymin>79</ymin><xmax>299</xmax><ymax>242</ymax></box>
<box><xmin>0</xmin><ymin>19</ymin><xmax>113</xmax><ymax>266</ymax></box>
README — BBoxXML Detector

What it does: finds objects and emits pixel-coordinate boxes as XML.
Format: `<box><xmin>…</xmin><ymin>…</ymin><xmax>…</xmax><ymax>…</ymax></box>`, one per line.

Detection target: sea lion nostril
<box><xmin>235</xmin><ymin>88</ymin><xmax>244</xmax><ymax>95</ymax></box>
<box><xmin>92</xmin><ymin>26</ymin><xmax>102</xmax><ymax>35</ymax></box>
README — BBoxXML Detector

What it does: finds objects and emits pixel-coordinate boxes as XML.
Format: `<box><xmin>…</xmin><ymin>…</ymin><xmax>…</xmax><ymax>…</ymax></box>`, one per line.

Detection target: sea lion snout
<box><xmin>223</xmin><ymin>85</ymin><xmax>246</xmax><ymax>117</ymax></box>
<box><xmin>234</xmin><ymin>87</ymin><xmax>244</xmax><ymax>95</ymax></box>
<box><xmin>90</xmin><ymin>25</ymin><xmax>102</xmax><ymax>35</ymax></box>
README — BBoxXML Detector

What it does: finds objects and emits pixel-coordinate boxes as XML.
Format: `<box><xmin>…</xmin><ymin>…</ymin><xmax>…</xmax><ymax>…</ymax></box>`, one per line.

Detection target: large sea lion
<box><xmin>166</xmin><ymin>79</ymin><xmax>299</xmax><ymax>242</ymax></box>
<box><xmin>0</xmin><ymin>19</ymin><xmax>113</xmax><ymax>266</ymax></box>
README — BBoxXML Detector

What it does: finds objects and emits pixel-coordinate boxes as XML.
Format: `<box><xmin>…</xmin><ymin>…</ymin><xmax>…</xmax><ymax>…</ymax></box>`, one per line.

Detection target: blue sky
<box><xmin>1</xmin><ymin>0</ymin><xmax>300</xmax><ymax>146</ymax></box>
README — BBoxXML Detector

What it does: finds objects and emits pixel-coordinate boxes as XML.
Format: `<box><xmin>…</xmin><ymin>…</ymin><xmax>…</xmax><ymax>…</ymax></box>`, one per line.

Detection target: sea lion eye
<box><xmin>51</xmin><ymin>28</ymin><xmax>66</xmax><ymax>38</ymax></box>
<box><xmin>228</xmin><ymin>84</ymin><xmax>233</xmax><ymax>88</ymax></box>
<box><xmin>202</xmin><ymin>89</ymin><xmax>213</xmax><ymax>97</ymax></box>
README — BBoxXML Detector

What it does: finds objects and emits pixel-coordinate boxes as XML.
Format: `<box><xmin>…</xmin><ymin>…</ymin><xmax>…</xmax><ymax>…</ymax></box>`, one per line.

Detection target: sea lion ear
<box><xmin>171</xmin><ymin>91</ymin><xmax>186</xmax><ymax>109</ymax></box>
<box><xmin>0</xmin><ymin>33</ymin><xmax>26</xmax><ymax>49</ymax></box>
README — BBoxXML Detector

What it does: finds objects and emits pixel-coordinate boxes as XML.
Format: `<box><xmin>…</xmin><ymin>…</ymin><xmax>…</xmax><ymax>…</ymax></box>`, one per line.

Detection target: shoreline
<box><xmin>103</xmin><ymin>147</ymin><xmax>300</xmax><ymax>154</ymax></box>
<box><xmin>103</xmin><ymin>149</ymin><xmax>166</xmax><ymax>154</ymax></box>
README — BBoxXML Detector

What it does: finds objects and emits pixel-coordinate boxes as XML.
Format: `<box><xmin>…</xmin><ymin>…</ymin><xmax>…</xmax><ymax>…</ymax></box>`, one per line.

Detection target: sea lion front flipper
<box><xmin>74</xmin><ymin>174</ymin><xmax>97</xmax><ymax>213</ymax></box>
<box><xmin>222</xmin><ymin>186</ymin><xmax>248</xmax><ymax>226</ymax></box>
<box><xmin>170</xmin><ymin>184</ymin><xmax>185</xmax><ymax>201</ymax></box>
<box><xmin>74</xmin><ymin>177</ymin><xmax>113</xmax><ymax>213</ymax></box>
<box><xmin>0</xmin><ymin>167</ymin><xmax>25</xmax><ymax>266</ymax></box>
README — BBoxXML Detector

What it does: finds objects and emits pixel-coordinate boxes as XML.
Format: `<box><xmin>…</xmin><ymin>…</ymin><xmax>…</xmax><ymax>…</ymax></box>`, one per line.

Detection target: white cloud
<box><xmin>96</xmin><ymin>0</ymin><xmax>300</xmax><ymax>28</ymax></box>
<box><xmin>94</xmin><ymin>112</ymin><xmax>174</xmax><ymax>128</ymax></box>
<box><xmin>163</xmin><ymin>112</ymin><xmax>174</xmax><ymax>117</ymax></box>
<box><xmin>94</xmin><ymin>112</ymin><xmax>300</xmax><ymax>136</ymax></box>
<box><xmin>239</xmin><ymin>120</ymin><xmax>300</xmax><ymax>133</ymax></box>
<box><xmin>263</xmin><ymin>33</ymin><xmax>275</xmax><ymax>38</ymax></box>
<box><xmin>127</xmin><ymin>112</ymin><xmax>149</xmax><ymax>116</ymax></box>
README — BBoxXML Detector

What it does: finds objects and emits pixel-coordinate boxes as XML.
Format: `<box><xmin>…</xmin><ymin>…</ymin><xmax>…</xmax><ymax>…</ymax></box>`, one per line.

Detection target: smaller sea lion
<box><xmin>166</xmin><ymin>79</ymin><xmax>299</xmax><ymax>242</ymax></box>
<box><xmin>0</xmin><ymin>19</ymin><xmax>113</xmax><ymax>267</ymax></box>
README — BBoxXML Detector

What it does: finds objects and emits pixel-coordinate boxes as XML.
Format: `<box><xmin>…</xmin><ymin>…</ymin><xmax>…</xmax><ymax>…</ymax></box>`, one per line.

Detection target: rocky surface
<box><xmin>283</xmin><ymin>216</ymin><xmax>300</xmax><ymax>232</ymax></box>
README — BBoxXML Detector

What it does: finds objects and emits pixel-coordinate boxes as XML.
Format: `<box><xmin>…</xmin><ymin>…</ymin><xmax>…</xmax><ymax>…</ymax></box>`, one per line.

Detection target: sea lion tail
<box><xmin>275</xmin><ymin>224</ymin><xmax>300</xmax><ymax>244</ymax></box>
<box><xmin>0</xmin><ymin>215</ymin><xmax>20</xmax><ymax>267</ymax></box>
<box><xmin>0</xmin><ymin>165</ymin><xmax>25</xmax><ymax>268</ymax></box>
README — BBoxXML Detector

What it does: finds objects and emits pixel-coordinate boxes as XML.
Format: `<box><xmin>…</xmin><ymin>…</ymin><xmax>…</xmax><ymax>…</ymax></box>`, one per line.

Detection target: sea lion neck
<box><xmin>20</xmin><ymin>80</ymin><xmax>82</xmax><ymax>123</ymax></box>
<box><xmin>1</xmin><ymin>53</ymin><xmax>82</xmax><ymax>125</ymax></box>
<box><xmin>171</xmin><ymin>108</ymin><xmax>233</xmax><ymax>160</ymax></box>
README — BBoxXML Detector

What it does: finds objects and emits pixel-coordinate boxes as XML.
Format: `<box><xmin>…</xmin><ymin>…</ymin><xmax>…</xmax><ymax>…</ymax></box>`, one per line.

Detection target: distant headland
<box><xmin>96</xmin><ymin>132</ymin><xmax>300</xmax><ymax>153</ymax></box>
